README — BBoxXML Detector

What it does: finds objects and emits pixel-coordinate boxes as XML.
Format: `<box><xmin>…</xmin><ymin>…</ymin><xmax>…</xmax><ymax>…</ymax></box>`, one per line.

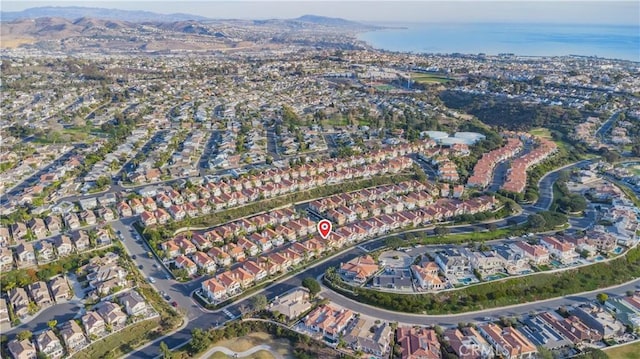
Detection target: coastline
<box><xmin>354</xmin><ymin>22</ymin><xmax>640</xmax><ymax>62</ymax></box>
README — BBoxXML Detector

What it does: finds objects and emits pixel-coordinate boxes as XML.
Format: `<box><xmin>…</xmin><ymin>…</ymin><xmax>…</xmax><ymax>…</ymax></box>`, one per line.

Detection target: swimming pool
<box><xmin>485</xmin><ymin>274</ymin><xmax>504</xmax><ymax>281</ymax></box>
<box><xmin>595</xmin><ymin>255</ymin><xmax>605</xmax><ymax>261</ymax></box>
<box><xmin>459</xmin><ymin>277</ymin><xmax>474</xmax><ymax>285</ymax></box>
<box><xmin>550</xmin><ymin>260</ymin><xmax>562</xmax><ymax>267</ymax></box>
<box><xmin>614</xmin><ymin>247</ymin><xmax>623</xmax><ymax>254</ymax></box>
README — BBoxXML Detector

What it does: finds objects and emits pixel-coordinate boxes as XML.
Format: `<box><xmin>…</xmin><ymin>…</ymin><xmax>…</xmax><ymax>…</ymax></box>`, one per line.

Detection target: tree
<box><xmin>596</xmin><ymin>293</ymin><xmax>608</xmax><ymax>304</ymax></box>
<box><xmin>159</xmin><ymin>341</ymin><xmax>173</xmax><ymax>359</ymax></box>
<box><xmin>527</xmin><ymin>214</ymin><xmax>546</xmax><ymax>230</ymax></box>
<box><xmin>189</xmin><ymin>328</ymin><xmax>211</xmax><ymax>354</ymax></box>
<box><xmin>17</xmin><ymin>330</ymin><xmax>32</xmax><ymax>341</ymax></box>
<box><xmin>250</xmin><ymin>294</ymin><xmax>268</xmax><ymax>312</ymax></box>
<box><xmin>302</xmin><ymin>277</ymin><xmax>321</xmax><ymax>297</ymax></box>
<box><xmin>537</xmin><ymin>346</ymin><xmax>554</xmax><ymax>359</ymax></box>
<box><xmin>47</xmin><ymin>320</ymin><xmax>57</xmax><ymax>330</ymax></box>
<box><xmin>434</xmin><ymin>226</ymin><xmax>450</xmax><ymax>236</ymax></box>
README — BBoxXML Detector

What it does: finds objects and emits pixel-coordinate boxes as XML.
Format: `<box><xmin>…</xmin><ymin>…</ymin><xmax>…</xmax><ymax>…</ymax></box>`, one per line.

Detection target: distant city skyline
<box><xmin>2</xmin><ymin>0</ymin><xmax>639</xmax><ymax>26</ymax></box>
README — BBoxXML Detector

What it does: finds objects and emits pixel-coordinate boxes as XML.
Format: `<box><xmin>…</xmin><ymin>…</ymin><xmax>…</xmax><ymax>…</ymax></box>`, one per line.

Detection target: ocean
<box><xmin>357</xmin><ymin>22</ymin><xmax>640</xmax><ymax>62</ymax></box>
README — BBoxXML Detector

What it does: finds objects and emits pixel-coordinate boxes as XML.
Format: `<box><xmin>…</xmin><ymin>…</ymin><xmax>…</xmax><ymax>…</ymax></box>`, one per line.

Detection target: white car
<box><xmin>148</xmin><ymin>277</ymin><xmax>156</xmax><ymax>284</ymax></box>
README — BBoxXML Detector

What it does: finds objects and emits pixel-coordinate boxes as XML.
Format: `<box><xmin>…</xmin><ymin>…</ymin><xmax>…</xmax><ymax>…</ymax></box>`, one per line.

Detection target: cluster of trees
<box><xmin>554</xmin><ymin>174</ymin><xmax>588</xmax><ymax>214</ymax></box>
<box><xmin>440</xmin><ymin>90</ymin><xmax>584</xmax><ymax>135</ymax></box>
<box><xmin>527</xmin><ymin>211</ymin><xmax>568</xmax><ymax>231</ymax></box>
<box><xmin>324</xmin><ymin>246</ymin><xmax>640</xmax><ymax>314</ymax></box>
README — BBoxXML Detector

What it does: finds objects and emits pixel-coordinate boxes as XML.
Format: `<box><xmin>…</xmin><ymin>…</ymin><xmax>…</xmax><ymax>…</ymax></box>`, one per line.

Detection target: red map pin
<box><xmin>317</xmin><ymin>219</ymin><xmax>332</xmax><ymax>239</ymax></box>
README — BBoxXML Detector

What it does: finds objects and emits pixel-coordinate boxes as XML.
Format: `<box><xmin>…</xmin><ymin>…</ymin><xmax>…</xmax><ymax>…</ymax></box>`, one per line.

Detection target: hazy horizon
<box><xmin>2</xmin><ymin>1</ymin><xmax>639</xmax><ymax>26</ymax></box>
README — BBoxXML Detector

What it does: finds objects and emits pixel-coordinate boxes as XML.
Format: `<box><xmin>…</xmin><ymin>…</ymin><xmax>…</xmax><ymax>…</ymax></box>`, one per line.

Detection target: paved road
<box><xmin>596</xmin><ymin>111</ymin><xmax>621</xmax><ymax>139</ymax></box>
<box><xmin>200</xmin><ymin>344</ymin><xmax>284</xmax><ymax>359</ymax></box>
<box><xmin>3</xmin><ymin>301</ymin><xmax>84</xmax><ymax>336</ymax></box>
<box><xmin>319</xmin><ymin>278</ymin><xmax>640</xmax><ymax>327</ymax></box>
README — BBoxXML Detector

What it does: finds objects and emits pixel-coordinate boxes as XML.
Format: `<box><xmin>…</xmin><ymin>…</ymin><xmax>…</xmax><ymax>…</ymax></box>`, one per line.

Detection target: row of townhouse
<box><xmin>200</xmin><ymin>196</ymin><xmax>498</xmax><ymax>301</ymax></box>
<box><xmin>502</xmin><ymin>136</ymin><xmax>558</xmax><ymax>193</ymax></box>
<box><xmin>6</xmin><ymin>290</ymin><xmax>150</xmax><ymax>359</ymax></box>
<box><xmin>137</xmin><ymin>138</ymin><xmax>438</xmax><ymax>220</ymax></box>
<box><xmin>139</xmin><ymin>157</ymin><xmax>415</xmax><ymax>227</ymax></box>
<box><xmin>160</xmin><ymin>206</ymin><xmax>301</xmax><ymax>259</ymax></box>
<box><xmin>308</xmin><ymin>180</ymin><xmax>437</xmax><ymax>214</ymax></box>
<box><xmin>432</xmin><ymin>156</ymin><xmax>460</xmax><ymax>183</ymax></box>
<box><xmin>467</xmin><ymin>137</ymin><xmax>523</xmax><ymax>188</ymax></box>
<box><xmin>201</xmin><ymin>238</ymin><xmax>327</xmax><ymax>302</ymax></box>
<box><xmin>0</xmin><ymin>229</ymin><xmax>112</xmax><ymax>271</ymax></box>
<box><xmin>4</xmin><ymin>276</ymin><xmax>72</xmax><ymax>322</ymax></box>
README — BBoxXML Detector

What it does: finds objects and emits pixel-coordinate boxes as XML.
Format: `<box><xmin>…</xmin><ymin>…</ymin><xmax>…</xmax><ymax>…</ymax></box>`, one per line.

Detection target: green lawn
<box><xmin>604</xmin><ymin>342</ymin><xmax>640</xmax><ymax>359</ymax></box>
<box><xmin>74</xmin><ymin>319</ymin><xmax>161</xmax><ymax>359</ymax></box>
<box><xmin>410</xmin><ymin>72</ymin><xmax>452</xmax><ymax>84</ymax></box>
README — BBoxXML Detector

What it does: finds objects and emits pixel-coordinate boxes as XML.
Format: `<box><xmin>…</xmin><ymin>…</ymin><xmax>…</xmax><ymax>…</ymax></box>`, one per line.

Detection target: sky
<box><xmin>2</xmin><ymin>0</ymin><xmax>639</xmax><ymax>25</ymax></box>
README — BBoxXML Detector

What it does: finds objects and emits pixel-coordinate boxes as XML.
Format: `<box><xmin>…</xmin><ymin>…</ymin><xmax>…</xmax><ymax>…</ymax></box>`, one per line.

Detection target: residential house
<box><xmin>207</xmin><ymin>247</ymin><xmax>231</xmax><ymax>267</ymax></box>
<box><xmin>45</xmin><ymin>215</ymin><xmax>63</xmax><ymax>234</ymax></box>
<box><xmin>396</xmin><ymin>326</ymin><xmax>441</xmax><ymax>359</ymax></box>
<box><xmin>303</xmin><ymin>304</ymin><xmax>354</xmax><ymax>344</ymax></box>
<box><xmin>268</xmin><ymin>288</ymin><xmax>312</xmax><ymax>321</ymax></box>
<box><xmin>48</xmin><ymin>276</ymin><xmax>72</xmax><ymax>302</ymax></box>
<box><xmin>35</xmin><ymin>240</ymin><xmax>56</xmax><ymax>263</ymax></box>
<box><xmin>28</xmin><ymin>281</ymin><xmax>54</xmax><ymax>308</ymax></box>
<box><xmin>80</xmin><ymin>210</ymin><xmax>97</xmax><ymax>226</ymax></box>
<box><xmin>0</xmin><ymin>246</ymin><xmax>14</xmax><ymax>271</ymax></box>
<box><xmin>343</xmin><ymin>317</ymin><xmax>392</xmax><ymax>358</ymax></box>
<box><xmin>444</xmin><ymin>327</ymin><xmax>493</xmax><ymax>359</ymax></box>
<box><xmin>339</xmin><ymin>255</ymin><xmax>380</xmax><ymax>284</ymax></box>
<box><xmin>478</xmin><ymin>324</ymin><xmax>537</xmax><ymax>359</ymax></box>
<box><xmin>64</xmin><ymin>213</ymin><xmax>81</xmax><ymax>229</ymax></box>
<box><xmin>0</xmin><ymin>298</ymin><xmax>11</xmax><ymax>326</ymax></box>
<box><xmin>434</xmin><ymin>248</ymin><xmax>470</xmax><ymax>276</ymax></box>
<box><xmin>466</xmin><ymin>250</ymin><xmax>506</xmax><ymax>277</ymax></box>
<box><xmin>193</xmin><ymin>251</ymin><xmax>217</xmax><ymax>273</ymax></box>
<box><xmin>411</xmin><ymin>261</ymin><xmax>445</xmax><ymax>291</ymax></box>
<box><xmin>116</xmin><ymin>201</ymin><xmax>133</xmax><ymax>217</ymax></box>
<box><xmin>28</xmin><ymin>218</ymin><xmax>47</xmax><ymax>239</ymax></box>
<box><xmin>72</xmin><ymin>231</ymin><xmax>91</xmax><ymax>252</ymax></box>
<box><xmin>82</xmin><ymin>311</ymin><xmax>107</xmax><ymax>338</ymax></box>
<box><xmin>119</xmin><ymin>290</ymin><xmax>147</xmax><ymax>317</ymax></box>
<box><xmin>510</xmin><ymin>241</ymin><xmax>550</xmax><ymax>265</ymax></box>
<box><xmin>175</xmin><ymin>255</ymin><xmax>197</xmax><ymax>276</ymax></box>
<box><xmin>540</xmin><ymin>236</ymin><xmax>579</xmax><ymax>264</ymax></box>
<box><xmin>60</xmin><ymin>320</ymin><xmax>88</xmax><ymax>352</ymax></box>
<box><xmin>97</xmin><ymin>207</ymin><xmax>115</xmax><ymax>222</ymax></box>
<box><xmin>54</xmin><ymin>235</ymin><xmax>74</xmax><ymax>257</ymax></box>
<box><xmin>201</xmin><ymin>277</ymin><xmax>227</xmax><ymax>302</ymax></box>
<box><xmin>7</xmin><ymin>339</ymin><xmax>37</xmax><ymax>359</ymax></box>
<box><xmin>35</xmin><ymin>329</ymin><xmax>65</xmax><ymax>359</ymax></box>
<box><xmin>10</xmin><ymin>222</ymin><xmax>28</xmax><ymax>240</ymax></box>
<box><xmin>15</xmin><ymin>242</ymin><xmax>36</xmax><ymax>267</ymax></box>
<box><xmin>571</xmin><ymin>305</ymin><xmax>625</xmax><ymax>339</ymax></box>
<box><xmin>98</xmin><ymin>301</ymin><xmax>128</xmax><ymax>328</ymax></box>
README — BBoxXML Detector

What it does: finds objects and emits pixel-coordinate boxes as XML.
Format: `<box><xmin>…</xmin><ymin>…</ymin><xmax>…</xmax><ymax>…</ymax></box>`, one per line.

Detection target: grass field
<box><xmin>604</xmin><ymin>342</ymin><xmax>640</xmax><ymax>359</ymax></box>
<box><xmin>209</xmin><ymin>350</ymin><xmax>275</xmax><ymax>359</ymax></box>
<box><xmin>529</xmin><ymin>128</ymin><xmax>552</xmax><ymax>138</ymax></box>
<box><xmin>74</xmin><ymin>319</ymin><xmax>161</xmax><ymax>359</ymax></box>
<box><xmin>205</xmin><ymin>332</ymin><xmax>293</xmax><ymax>359</ymax></box>
<box><xmin>410</xmin><ymin>72</ymin><xmax>452</xmax><ymax>84</ymax></box>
